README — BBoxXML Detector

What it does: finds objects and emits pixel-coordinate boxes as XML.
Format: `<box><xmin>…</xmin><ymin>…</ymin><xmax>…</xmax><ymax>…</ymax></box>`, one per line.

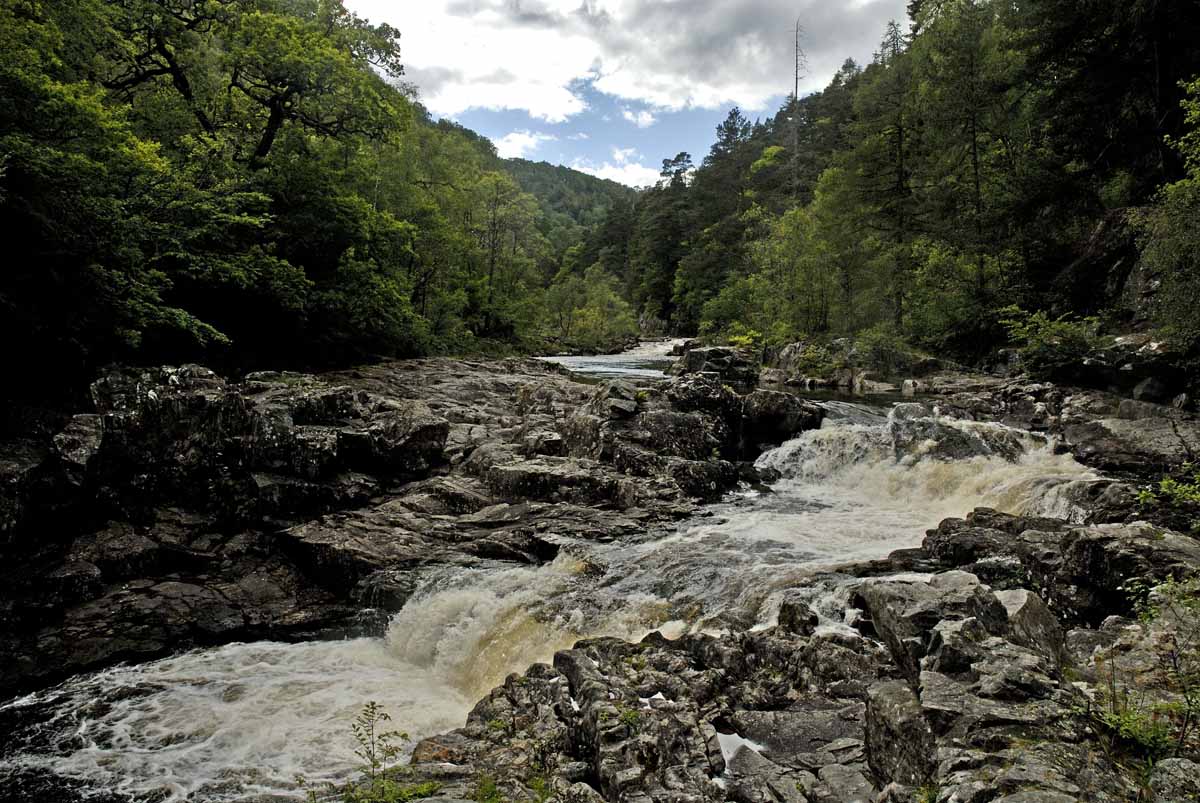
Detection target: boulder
<box><xmin>777</xmin><ymin>591</ymin><xmax>819</xmax><ymax>636</ymax></box>
<box><xmin>852</xmin><ymin>572</ymin><xmax>1009</xmax><ymax>680</ymax></box>
<box><xmin>924</xmin><ymin>510</ymin><xmax>1200</xmax><ymax>625</ymax></box>
<box><xmin>995</xmin><ymin>589</ymin><xmax>1065</xmax><ymax>665</ymax></box>
<box><xmin>742</xmin><ymin>390</ymin><xmax>823</xmax><ymax>449</ymax></box>
<box><xmin>865</xmin><ymin>681</ymin><xmax>935</xmax><ymax>788</ymax></box>
<box><xmin>668</xmin><ymin>347</ymin><xmax>759</xmax><ymax>391</ymax></box>
<box><xmin>1149</xmin><ymin>758</ymin><xmax>1200</xmax><ymax>802</ymax></box>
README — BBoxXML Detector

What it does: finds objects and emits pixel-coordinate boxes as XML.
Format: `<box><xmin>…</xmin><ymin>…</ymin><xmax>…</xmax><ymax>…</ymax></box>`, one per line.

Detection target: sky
<box><xmin>347</xmin><ymin>0</ymin><xmax>909</xmax><ymax>187</ymax></box>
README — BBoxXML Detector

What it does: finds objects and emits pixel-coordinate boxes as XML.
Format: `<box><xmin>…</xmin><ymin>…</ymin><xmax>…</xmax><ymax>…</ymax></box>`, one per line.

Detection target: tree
<box><xmin>1141</xmin><ymin>78</ymin><xmax>1200</xmax><ymax>348</ymax></box>
<box><xmin>846</xmin><ymin>20</ymin><xmax>920</xmax><ymax>327</ymax></box>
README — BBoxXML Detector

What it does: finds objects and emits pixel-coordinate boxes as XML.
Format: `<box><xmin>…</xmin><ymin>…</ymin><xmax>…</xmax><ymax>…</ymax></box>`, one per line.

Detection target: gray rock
<box><xmin>996</xmin><ymin>589</ymin><xmax>1065</xmax><ymax>664</ymax></box>
<box><xmin>668</xmin><ymin>347</ymin><xmax>760</xmax><ymax>391</ymax></box>
<box><xmin>742</xmin><ymin>390</ymin><xmax>823</xmax><ymax>448</ymax></box>
<box><xmin>865</xmin><ymin>681</ymin><xmax>935</xmax><ymax>788</ymax></box>
<box><xmin>853</xmin><ymin>572</ymin><xmax>1008</xmax><ymax>679</ymax></box>
<box><xmin>1149</xmin><ymin>758</ymin><xmax>1200</xmax><ymax>802</ymax></box>
<box><xmin>778</xmin><ymin>592</ymin><xmax>819</xmax><ymax>636</ymax></box>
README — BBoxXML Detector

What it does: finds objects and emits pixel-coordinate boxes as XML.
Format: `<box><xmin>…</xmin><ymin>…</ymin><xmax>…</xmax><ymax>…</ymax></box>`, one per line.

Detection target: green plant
<box><xmin>787</xmin><ymin>343</ymin><xmax>839</xmax><ymax>377</ymax></box>
<box><xmin>1136</xmin><ymin>465</ymin><xmax>1200</xmax><ymax>532</ymax></box>
<box><xmin>916</xmin><ymin>785</ymin><xmax>940</xmax><ymax>803</ymax></box>
<box><xmin>527</xmin><ymin>775</ymin><xmax>553</xmax><ymax>803</ymax></box>
<box><xmin>617</xmin><ymin>706</ymin><xmax>641</xmax><ymax>733</ymax></box>
<box><xmin>1086</xmin><ymin>578</ymin><xmax>1200</xmax><ymax>763</ymax></box>
<box><xmin>301</xmin><ymin>702</ymin><xmax>442</xmax><ymax>803</ymax></box>
<box><xmin>855</xmin><ymin>323</ymin><xmax>915</xmax><ymax>377</ymax></box>
<box><xmin>352</xmin><ymin>702</ymin><xmax>406</xmax><ymax>782</ymax></box>
<box><xmin>726</xmin><ymin>322</ymin><xmax>763</xmax><ymax>351</ymax></box>
<box><xmin>470</xmin><ymin>775</ymin><xmax>509</xmax><ymax>803</ymax></box>
<box><xmin>999</xmin><ymin>306</ymin><xmax>1104</xmax><ymax>380</ymax></box>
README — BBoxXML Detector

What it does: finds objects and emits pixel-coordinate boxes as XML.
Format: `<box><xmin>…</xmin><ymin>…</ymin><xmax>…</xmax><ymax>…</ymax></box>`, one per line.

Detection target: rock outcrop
<box><xmin>668</xmin><ymin>347</ymin><xmax>761</xmax><ymax>392</ymax></box>
<box><xmin>0</xmin><ymin>358</ymin><xmax>822</xmax><ymax>693</ymax></box>
<box><xmin>402</xmin><ymin>505</ymin><xmax>1200</xmax><ymax>803</ymax></box>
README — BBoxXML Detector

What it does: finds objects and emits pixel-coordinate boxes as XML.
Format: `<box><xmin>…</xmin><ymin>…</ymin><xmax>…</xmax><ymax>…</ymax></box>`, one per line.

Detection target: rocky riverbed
<box><xmin>2</xmin><ymin>344</ymin><xmax>1199</xmax><ymax>802</ymax></box>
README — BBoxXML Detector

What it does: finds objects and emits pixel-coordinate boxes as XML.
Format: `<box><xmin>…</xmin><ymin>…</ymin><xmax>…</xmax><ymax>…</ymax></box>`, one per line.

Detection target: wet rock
<box><xmin>995</xmin><ymin>589</ymin><xmax>1065</xmax><ymax>665</ymax></box>
<box><xmin>50</xmin><ymin>414</ymin><xmax>104</xmax><ymax>486</ymax></box>
<box><xmin>1133</xmin><ymin>376</ymin><xmax>1173</xmax><ymax>403</ymax></box>
<box><xmin>668</xmin><ymin>347</ymin><xmax>760</xmax><ymax>392</ymax></box>
<box><xmin>777</xmin><ymin>592</ymin><xmax>819</xmax><ymax>636</ymax></box>
<box><xmin>583</xmin><ymin>381</ymin><xmax>641</xmax><ymax>420</ymax></box>
<box><xmin>487</xmin><ymin>458</ymin><xmax>621</xmax><ymax>506</ymax></box>
<box><xmin>0</xmin><ymin>442</ymin><xmax>46</xmax><ymax>543</ymax></box>
<box><xmin>669</xmin><ymin>339</ymin><xmax>700</xmax><ymax>357</ymax></box>
<box><xmin>742</xmin><ymin>390</ymin><xmax>823</xmax><ymax>449</ymax></box>
<box><xmin>924</xmin><ymin>510</ymin><xmax>1200</xmax><ymax>625</ymax></box>
<box><xmin>724</xmin><ymin>742</ymin><xmax>809</xmax><ymax>803</ymax></box>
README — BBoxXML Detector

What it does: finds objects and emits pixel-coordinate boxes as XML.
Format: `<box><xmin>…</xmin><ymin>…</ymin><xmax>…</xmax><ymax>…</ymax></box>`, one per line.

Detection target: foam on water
<box><xmin>0</xmin><ymin>640</ymin><xmax>472</xmax><ymax>801</ymax></box>
<box><xmin>0</xmin><ymin>401</ymin><xmax>1103</xmax><ymax>801</ymax></box>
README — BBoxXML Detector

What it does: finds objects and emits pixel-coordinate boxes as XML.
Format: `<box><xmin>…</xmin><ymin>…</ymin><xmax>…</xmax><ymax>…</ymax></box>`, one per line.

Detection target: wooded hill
<box><xmin>573</xmin><ymin>0</ymin><xmax>1200</xmax><ymax>366</ymax></box>
<box><xmin>0</xmin><ymin>0</ymin><xmax>641</xmax><ymax>406</ymax></box>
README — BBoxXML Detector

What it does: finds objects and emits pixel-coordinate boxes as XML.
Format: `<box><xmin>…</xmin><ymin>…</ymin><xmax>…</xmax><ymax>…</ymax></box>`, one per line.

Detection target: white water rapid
<box><xmin>0</xmin><ymin>374</ymin><xmax>1103</xmax><ymax>802</ymax></box>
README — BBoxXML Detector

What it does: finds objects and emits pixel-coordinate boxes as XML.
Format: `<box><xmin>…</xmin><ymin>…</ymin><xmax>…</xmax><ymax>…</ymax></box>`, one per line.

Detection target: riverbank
<box><xmin>1</xmin><ymin>347</ymin><xmax>1198</xmax><ymax>801</ymax></box>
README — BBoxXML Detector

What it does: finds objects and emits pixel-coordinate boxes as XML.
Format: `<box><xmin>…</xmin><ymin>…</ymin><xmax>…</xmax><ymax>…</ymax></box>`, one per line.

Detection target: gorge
<box><xmin>3</xmin><ymin>342</ymin><xmax>1197</xmax><ymax>802</ymax></box>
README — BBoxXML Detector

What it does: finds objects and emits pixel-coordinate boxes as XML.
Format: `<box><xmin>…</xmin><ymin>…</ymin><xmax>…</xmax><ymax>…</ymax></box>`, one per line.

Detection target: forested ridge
<box><xmin>6</xmin><ymin>0</ymin><xmax>1200</xmax><ymax>409</ymax></box>
<box><xmin>0</xmin><ymin>0</ymin><xmax>640</xmax><ymax>408</ymax></box>
<box><xmin>587</xmin><ymin>0</ymin><xmax>1200</xmax><ymax>369</ymax></box>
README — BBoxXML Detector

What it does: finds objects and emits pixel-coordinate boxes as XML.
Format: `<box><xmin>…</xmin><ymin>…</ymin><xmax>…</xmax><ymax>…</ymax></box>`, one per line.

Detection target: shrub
<box><xmin>1085</xmin><ymin>578</ymin><xmax>1200</xmax><ymax>767</ymax></box>
<box><xmin>1135</xmin><ymin>466</ymin><xmax>1200</xmax><ymax>533</ymax></box>
<box><xmin>301</xmin><ymin>702</ymin><xmax>442</xmax><ymax>803</ymax></box>
<box><xmin>999</xmin><ymin>305</ymin><xmax>1103</xmax><ymax>380</ymax></box>
<box><xmin>469</xmin><ymin>775</ymin><xmax>508</xmax><ymax>803</ymax></box>
<box><xmin>855</xmin><ymin>323</ymin><xmax>916</xmax><ymax>377</ymax></box>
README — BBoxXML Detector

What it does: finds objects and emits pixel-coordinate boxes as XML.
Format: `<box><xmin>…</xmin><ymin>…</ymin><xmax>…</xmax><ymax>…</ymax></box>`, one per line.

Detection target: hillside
<box><xmin>505</xmin><ymin>158</ymin><xmax>639</xmax><ymax>229</ymax></box>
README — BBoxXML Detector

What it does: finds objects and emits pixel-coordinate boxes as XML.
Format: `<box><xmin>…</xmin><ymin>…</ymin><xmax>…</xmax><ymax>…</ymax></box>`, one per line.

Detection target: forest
<box><xmin>4</xmin><ymin>0</ymin><xmax>1200</xmax><ymax>404</ymax></box>
<box><xmin>589</xmin><ymin>0</ymin><xmax>1200</xmax><ymax>367</ymax></box>
<box><xmin>0</xmin><ymin>0</ymin><xmax>640</xmax><ymax>405</ymax></box>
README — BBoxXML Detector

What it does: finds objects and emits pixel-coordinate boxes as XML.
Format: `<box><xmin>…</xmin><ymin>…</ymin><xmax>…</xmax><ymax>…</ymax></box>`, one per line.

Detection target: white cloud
<box><xmin>349</xmin><ymin>0</ymin><xmax>909</xmax><ymax>121</ymax></box>
<box><xmin>572</xmin><ymin>156</ymin><xmax>660</xmax><ymax>188</ymax></box>
<box><xmin>621</xmin><ymin>108</ymin><xmax>657</xmax><ymax>128</ymax></box>
<box><xmin>611</xmin><ymin>146</ymin><xmax>638</xmax><ymax>164</ymax></box>
<box><xmin>493</xmin><ymin>130</ymin><xmax>555</xmax><ymax>158</ymax></box>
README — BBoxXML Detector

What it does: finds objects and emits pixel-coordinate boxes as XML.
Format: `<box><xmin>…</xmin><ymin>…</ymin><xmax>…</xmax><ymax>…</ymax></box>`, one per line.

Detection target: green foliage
<box><xmin>999</xmin><ymin>306</ymin><xmax>1103</xmax><ymax>380</ymax></box>
<box><xmin>300</xmin><ymin>702</ymin><xmax>441</xmax><ymax>803</ymax></box>
<box><xmin>855</xmin><ymin>324</ymin><xmax>916</xmax><ymax>377</ymax></box>
<box><xmin>1086</xmin><ymin>578</ymin><xmax>1200</xmax><ymax>766</ymax></box>
<box><xmin>527</xmin><ymin>776</ymin><xmax>553</xmax><ymax>803</ymax></box>
<box><xmin>915</xmin><ymin>785</ymin><xmax>940</xmax><ymax>803</ymax></box>
<box><xmin>1140</xmin><ymin>78</ymin><xmax>1200</xmax><ymax>350</ymax></box>
<box><xmin>541</xmin><ymin>264</ymin><xmax>638</xmax><ymax>352</ymax></box>
<box><xmin>351</xmin><ymin>701</ymin><xmax>407</xmax><ymax>783</ymax></box>
<box><xmin>470</xmin><ymin>775</ymin><xmax>508</xmax><ymax>803</ymax></box>
<box><xmin>1135</xmin><ymin>465</ymin><xmax>1200</xmax><ymax>534</ymax></box>
<box><xmin>0</xmin><ymin>0</ymin><xmax>632</xmax><ymax>402</ymax></box>
<box><xmin>616</xmin><ymin>706</ymin><xmax>642</xmax><ymax>733</ymax></box>
<box><xmin>593</xmin><ymin>0</ymin><xmax>1200</xmax><ymax>365</ymax></box>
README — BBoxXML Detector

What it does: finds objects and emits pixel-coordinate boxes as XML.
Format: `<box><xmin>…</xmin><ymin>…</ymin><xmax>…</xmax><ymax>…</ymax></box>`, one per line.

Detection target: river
<box><xmin>0</xmin><ymin>343</ymin><xmax>1101</xmax><ymax>802</ymax></box>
